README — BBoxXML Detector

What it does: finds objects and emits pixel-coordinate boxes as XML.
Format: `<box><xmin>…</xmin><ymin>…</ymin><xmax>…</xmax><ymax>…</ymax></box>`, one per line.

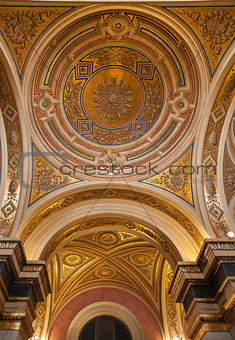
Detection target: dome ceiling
<box><xmin>29</xmin><ymin>9</ymin><xmax>202</xmax><ymax>179</ymax></box>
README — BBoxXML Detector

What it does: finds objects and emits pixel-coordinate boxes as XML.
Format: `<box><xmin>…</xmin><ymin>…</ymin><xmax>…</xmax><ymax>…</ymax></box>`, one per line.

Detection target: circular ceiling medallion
<box><xmin>129</xmin><ymin>254</ymin><xmax>152</xmax><ymax>267</ymax></box>
<box><xmin>95</xmin><ymin>267</ymin><xmax>116</xmax><ymax>279</ymax></box>
<box><xmin>81</xmin><ymin>67</ymin><xmax>144</xmax><ymax>129</ymax></box>
<box><xmin>30</xmin><ymin>10</ymin><xmax>200</xmax><ymax>179</ymax></box>
<box><xmin>63</xmin><ymin>47</ymin><xmax>163</xmax><ymax>145</ymax></box>
<box><xmin>62</xmin><ymin>253</ymin><xmax>84</xmax><ymax>266</ymax></box>
<box><xmin>96</xmin><ymin>231</ymin><xmax>120</xmax><ymax>246</ymax></box>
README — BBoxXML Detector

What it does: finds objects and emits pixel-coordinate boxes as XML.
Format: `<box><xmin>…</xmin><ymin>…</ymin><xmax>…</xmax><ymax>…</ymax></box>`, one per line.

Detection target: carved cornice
<box><xmin>170</xmin><ymin>239</ymin><xmax>235</xmax><ymax>298</ymax></box>
<box><xmin>169</xmin><ymin>238</ymin><xmax>235</xmax><ymax>340</ymax></box>
<box><xmin>0</xmin><ymin>238</ymin><xmax>50</xmax><ymax>300</ymax></box>
<box><xmin>0</xmin><ymin>238</ymin><xmax>50</xmax><ymax>339</ymax></box>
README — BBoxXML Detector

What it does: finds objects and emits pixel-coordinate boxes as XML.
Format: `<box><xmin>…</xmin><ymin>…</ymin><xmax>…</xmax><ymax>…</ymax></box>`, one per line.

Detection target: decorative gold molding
<box><xmin>0</xmin><ymin>63</ymin><xmax>22</xmax><ymax>236</ymax></box>
<box><xmin>44</xmin><ymin>218</ymin><xmax>179</xmax><ymax>266</ymax></box>
<box><xmin>21</xmin><ymin>188</ymin><xmax>204</xmax><ymax>247</ymax></box>
<box><xmin>203</xmin><ymin>66</ymin><xmax>235</xmax><ymax>236</ymax></box>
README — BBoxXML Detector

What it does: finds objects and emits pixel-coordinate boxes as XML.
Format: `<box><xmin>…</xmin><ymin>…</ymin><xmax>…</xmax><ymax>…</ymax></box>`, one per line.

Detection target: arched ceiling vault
<box><xmin>0</xmin><ymin>3</ymin><xmax>234</xmax><ymax>340</ymax></box>
<box><xmin>48</xmin><ymin>230</ymin><xmax>165</xmax><ymax>325</ymax></box>
<box><xmin>0</xmin><ymin>2</ymin><xmax>233</xmax><ymax>243</ymax></box>
<box><xmin>19</xmin><ymin>186</ymin><xmax>207</xmax><ymax>264</ymax></box>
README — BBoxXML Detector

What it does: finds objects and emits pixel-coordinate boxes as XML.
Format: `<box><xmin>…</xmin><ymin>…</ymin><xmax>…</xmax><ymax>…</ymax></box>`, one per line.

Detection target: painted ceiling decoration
<box><xmin>0</xmin><ymin>3</ymin><xmax>234</xmax><ymax>340</ymax></box>
<box><xmin>28</xmin><ymin>144</ymin><xmax>83</xmax><ymax>206</ymax></box>
<box><xmin>29</xmin><ymin>8</ymin><xmax>201</xmax><ymax>182</ymax></box>
<box><xmin>0</xmin><ymin>5</ymin><xmax>74</xmax><ymax>76</ymax></box>
<box><xmin>202</xmin><ymin>65</ymin><xmax>235</xmax><ymax>237</ymax></box>
<box><xmin>19</xmin><ymin>187</ymin><xmax>204</xmax><ymax>249</ymax></box>
<box><xmin>142</xmin><ymin>143</ymin><xmax>194</xmax><ymax>206</ymax></box>
<box><xmin>0</xmin><ymin>62</ymin><xmax>22</xmax><ymax>236</ymax></box>
<box><xmin>38</xmin><ymin>230</ymin><xmax>185</xmax><ymax>340</ymax></box>
<box><xmin>42</xmin><ymin>218</ymin><xmax>180</xmax><ymax>267</ymax></box>
<box><xmin>166</xmin><ymin>7</ymin><xmax>235</xmax><ymax>76</ymax></box>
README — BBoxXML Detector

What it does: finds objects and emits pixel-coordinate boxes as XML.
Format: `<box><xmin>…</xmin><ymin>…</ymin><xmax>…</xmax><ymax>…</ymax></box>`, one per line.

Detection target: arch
<box><xmin>0</xmin><ymin>47</ymin><xmax>26</xmax><ymax>237</ymax></box>
<box><xmin>218</xmin><ymin>95</ymin><xmax>235</xmax><ymax>232</ymax></box>
<box><xmin>48</xmin><ymin>287</ymin><xmax>163</xmax><ymax>340</ymax></box>
<box><xmin>195</xmin><ymin>49</ymin><xmax>235</xmax><ymax>237</ymax></box>
<box><xmin>23</xmin><ymin>198</ymin><xmax>202</xmax><ymax>265</ymax></box>
<box><xmin>66</xmin><ymin>302</ymin><xmax>144</xmax><ymax>340</ymax></box>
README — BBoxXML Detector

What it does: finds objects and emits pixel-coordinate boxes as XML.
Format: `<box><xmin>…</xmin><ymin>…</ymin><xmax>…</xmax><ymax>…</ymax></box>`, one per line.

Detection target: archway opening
<box><xmin>79</xmin><ymin>315</ymin><xmax>132</xmax><ymax>340</ymax></box>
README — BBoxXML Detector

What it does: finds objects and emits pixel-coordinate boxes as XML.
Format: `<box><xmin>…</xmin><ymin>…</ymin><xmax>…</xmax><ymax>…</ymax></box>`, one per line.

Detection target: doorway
<box><xmin>79</xmin><ymin>315</ymin><xmax>132</xmax><ymax>340</ymax></box>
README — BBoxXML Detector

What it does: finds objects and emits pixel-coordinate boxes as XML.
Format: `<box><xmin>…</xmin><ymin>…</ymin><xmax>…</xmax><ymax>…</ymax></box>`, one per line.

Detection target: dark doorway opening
<box><xmin>79</xmin><ymin>315</ymin><xmax>132</xmax><ymax>340</ymax></box>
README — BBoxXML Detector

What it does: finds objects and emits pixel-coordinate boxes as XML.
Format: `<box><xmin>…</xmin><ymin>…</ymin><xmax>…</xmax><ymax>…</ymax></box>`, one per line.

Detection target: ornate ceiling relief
<box><xmin>20</xmin><ymin>188</ymin><xmax>204</xmax><ymax>249</ymax></box>
<box><xmin>223</xmin><ymin>146</ymin><xmax>235</xmax><ymax>206</ymax></box>
<box><xmin>29</xmin><ymin>9</ymin><xmax>200</xmax><ymax>182</ymax></box>
<box><xmin>44</xmin><ymin>231</ymin><xmax>165</xmax><ymax>334</ymax></box>
<box><xmin>142</xmin><ymin>144</ymin><xmax>194</xmax><ymax>206</ymax></box>
<box><xmin>0</xmin><ymin>63</ymin><xmax>22</xmax><ymax>236</ymax></box>
<box><xmin>166</xmin><ymin>7</ymin><xmax>235</xmax><ymax>75</ymax></box>
<box><xmin>44</xmin><ymin>218</ymin><xmax>179</xmax><ymax>267</ymax></box>
<box><xmin>28</xmin><ymin>144</ymin><xmax>83</xmax><ymax>206</ymax></box>
<box><xmin>163</xmin><ymin>264</ymin><xmax>186</xmax><ymax>340</ymax></box>
<box><xmin>203</xmin><ymin>66</ymin><xmax>235</xmax><ymax>237</ymax></box>
<box><xmin>32</xmin><ymin>299</ymin><xmax>47</xmax><ymax>340</ymax></box>
<box><xmin>0</xmin><ymin>5</ymin><xmax>73</xmax><ymax>76</ymax></box>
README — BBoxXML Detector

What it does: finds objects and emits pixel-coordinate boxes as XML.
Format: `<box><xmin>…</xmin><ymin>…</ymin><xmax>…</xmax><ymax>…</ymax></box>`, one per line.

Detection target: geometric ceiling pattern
<box><xmin>0</xmin><ymin>3</ymin><xmax>234</xmax><ymax>340</ymax></box>
<box><xmin>44</xmin><ymin>230</ymin><xmax>180</xmax><ymax>339</ymax></box>
<box><xmin>30</xmin><ymin>9</ymin><xmax>200</xmax><ymax>180</ymax></box>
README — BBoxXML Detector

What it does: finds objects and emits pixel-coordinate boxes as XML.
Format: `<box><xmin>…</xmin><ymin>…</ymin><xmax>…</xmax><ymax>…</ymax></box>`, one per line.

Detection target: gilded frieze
<box><xmin>21</xmin><ymin>188</ymin><xmax>203</xmax><ymax>248</ymax></box>
<box><xmin>166</xmin><ymin>7</ymin><xmax>235</xmax><ymax>75</ymax></box>
<box><xmin>203</xmin><ymin>66</ymin><xmax>235</xmax><ymax>236</ymax></box>
<box><xmin>0</xmin><ymin>63</ymin><xmax>22</xmax><ymax>236</ymax></box>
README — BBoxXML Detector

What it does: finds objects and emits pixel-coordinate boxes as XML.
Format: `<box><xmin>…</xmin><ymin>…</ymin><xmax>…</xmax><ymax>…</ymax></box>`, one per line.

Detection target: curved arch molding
<box><xmin>0</xmin><ymin>62</ymin><xmax>22</xmax><ymax>236</ymax></box>
<box><xmin>19</xmin><ymin>188</ymin><xmax>205</xmax><ymax>249</ymax></box>
<box><xmin>202</xmin><ymin>65</ymin><xmax>235</xmax><ymax>236</ymax></box>
<box><xmin>48</xmin><ymin>287</ymin><xmax>163</xmax><ymax>340</ymax></box>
